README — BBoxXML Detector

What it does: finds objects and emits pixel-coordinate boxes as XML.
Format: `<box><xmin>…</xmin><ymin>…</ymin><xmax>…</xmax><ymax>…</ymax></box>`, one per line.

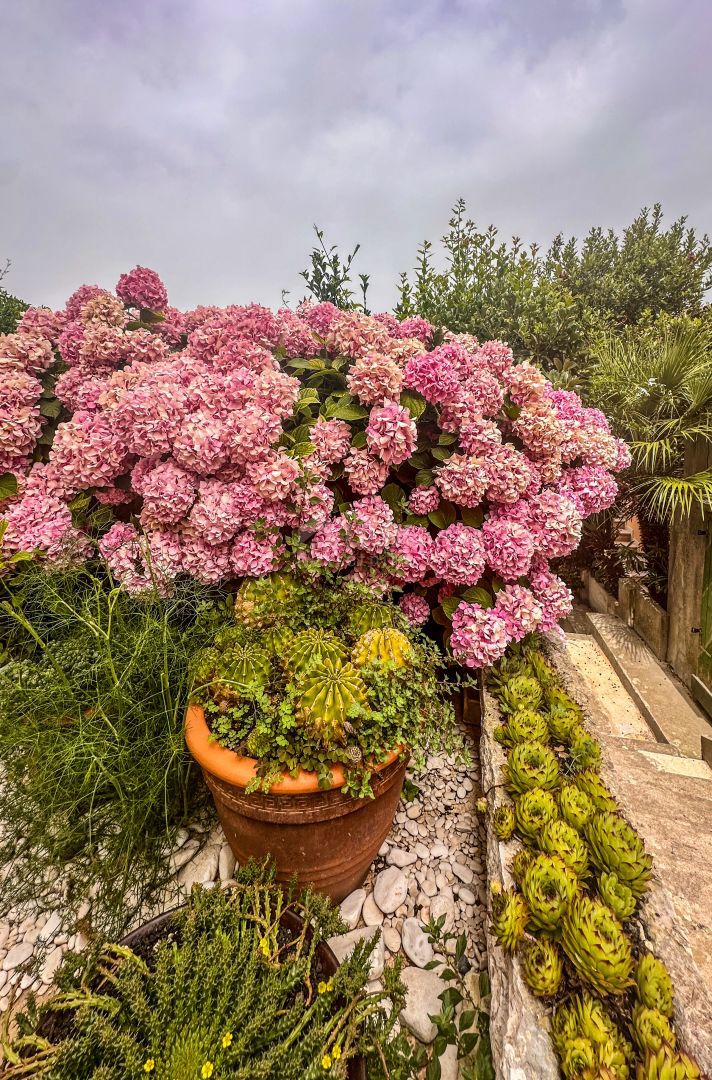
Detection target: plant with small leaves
<box><xmin>635</xmin><ymin>955</ymin><xmax>674</xmax><ymax>1018</ymax></box>
<box><xmin>519</xmin><ymin>937</ymin><xmax>564</xmax><ymax>998</ymax></box>
<box><xmin>505</xmin><ymin>741</ymin><xmax>561</xmax><ymax>795</ymax></box>
<box><xmin>514</xmin><ymin>787</ymin><xmax>559</xmax><ymax>843</ymax></box>
<box><xmin>491</xmin><ymin>805</ymin><xmax>516</xmax><ymax>842</ymax></box>
<box><xmin>490</xmin><ymin>882</ymin><xmax>528</xmax><ymax>953</ymax></box>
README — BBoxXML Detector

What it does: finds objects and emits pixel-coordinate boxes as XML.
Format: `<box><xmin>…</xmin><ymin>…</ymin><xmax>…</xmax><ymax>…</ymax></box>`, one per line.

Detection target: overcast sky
<box><xmin>2</xmin><ymin>0</ymin><xmax>710</xmax><ymax>314</ymax></box>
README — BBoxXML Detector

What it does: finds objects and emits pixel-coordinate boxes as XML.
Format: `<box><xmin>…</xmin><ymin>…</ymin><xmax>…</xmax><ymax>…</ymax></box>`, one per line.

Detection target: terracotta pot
<box><xmin>185</xmin><ymin>704</ymin><xmax>407</xmax><ymax>902</ymax></box>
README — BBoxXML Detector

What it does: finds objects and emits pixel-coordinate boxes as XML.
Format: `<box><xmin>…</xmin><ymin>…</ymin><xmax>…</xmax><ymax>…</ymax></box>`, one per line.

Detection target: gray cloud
<box><xmin>1</xmin><ymin>0</ymin><xmax>710</xmax><ymax>314</ymax></box>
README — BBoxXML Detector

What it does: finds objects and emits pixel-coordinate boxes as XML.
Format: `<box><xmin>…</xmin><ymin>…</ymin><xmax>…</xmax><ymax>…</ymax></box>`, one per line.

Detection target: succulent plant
<box><xmin>636</xmin><ymin>1045</ymin><xmax>701</xmax><ymax>1079</ymax></box>
<box><xmin>521</xmin><ymin>853</ymin><xmax>579</xmax><ymax>935</ymax></box>
<box><xmin>195</xmin><ymin>642</ymin><xmax>272</xmax><ymax>707</ymax></box>
<box><xmin>347</xmin><ymin>598</ymin><xmax>396</xmax><ymax>636</ymax></box>
<box><xmin>575</xmin><ymin>769</ymin><xmax>618</xmax><ymax>812</ymax></box>
<box><xmin>559</xmin><ymin>783</ymin><xmax>595</xmax><ymax>831</ymax></box>
<box><xmin>633</xmin><ymin>1004</ymin><xmax>676</xmax><ymax>1054</ymax></box>
<box><xmin>233</xmin><ymin>572</ymin><xmax>304</xmax><ymax>628</ymax></box>
<box><xmin>492</xmin><ymin>805</ymin><xmax>516</xmax><ymax>841</ymax></box>
<box><xmin>499</xmin><ymin>674</ymin><xmax>543</xmax><ymax>714</ymax></box>
<box><xmin>545</xmin><ymin>683</ymin><xmax>582</xmax><ymax>716</ymax></box>
<box><xmin>580</xmin><ymin>1067</ymin><xmax>620</xmax><ymax>1080</ymax></box>
<box><xmin>505</xmin><ymin>741</ymin><xmax>561</xmax><ymax>795</ymax></box>
<box><xmin>586</xmin><ymin>812</ymin><xmax>653</xmax><ymax>898</ymax></box>
<box><xmin>539</xmin><ymin>818</ymin><xmax>589</xmax><ymax>878</ymax></box>
<box><xmin>286</xmin><ymin>628</ymin><xmax>348</xmax><ymax>675</ymax></box>
<box><xmin>504</xmin><ymin>708</ymin><xmax>550</xmax><ymax>746</ymax></box>
<box><xmin>635</xmin><ymin>955</ymin><xmax>674</xmax><ymax>1018</ymax></box>
<box><xmin>552</xmin><ymin>994</ymin><xmax>633</xmax><ymax>1080</ymax></box>
<box><xmin>598</xmin><ymin>871</ymin><xmax>636</xmax><ymax>921</ymax></box>
<box><xmin>294</xmin><ymin>658</ymin><xmax>367</xmax><ymax>745</ymax></box>
<box><xmin>514</xmin><ymin>787</ymin><xmax>559</xmax><ymax>843</ymax></box>
<box><xmin>525</xmin><ymin>649</ymin><xmax>557</xmax><ymax>689</ymax></box>
<box><xmin>510</xmin><ymin>847</ymin><xmax>535</xmax><ymax>884</ymax></box>
<box><xmin>548</xmin><ymin>706</ymin><xmax>584</xmax><ymax>746</ymax></box>
<box><xmin>487</xmin><ymin>654</ymin><xmax>531</xmax><ymax>694</ymax></box>
<box><xmin>490</xmin><ymin>882</ymin><xmax>528</xmax><ymax>953</ymax></box>
<box><xmin>351</xmin><ymin>627</ymin><xmax>413</xmax><ymax>668</ymax></box>
<box><xmin>494</xmin><ymin>724</ymin><xmax>509</xmax><ymax>746</ymax></box>
<box><xmin>569</xmin><ymin>726</ymin><xmax>603</xmax><ymax>771</ymax></box>
<box><xmin>519</xmin><ymin>937</ymin><xmax>563</xmax><ymax>997</ymax></box>
<box><xmin>261</xmin><ymin>623</ymin><xmax>295</xmax><ymax>656</ymax></box>
<box><xmin>561</xmin><ymin>894</ymin><xmax>634</xmax><ymax>996</ymax></box>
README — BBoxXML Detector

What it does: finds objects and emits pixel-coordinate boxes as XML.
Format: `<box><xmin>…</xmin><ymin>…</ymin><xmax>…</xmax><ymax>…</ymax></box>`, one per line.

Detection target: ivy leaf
<box><xmin>400</xmin><ymin>389</ymin><xmax>427</xmax><ymax>418</ymax></box>
<box><xmin>0</xmin><ymin>473</ymin><xmax>18</xmax><ymax>501</ymax></box>
<box><xmin>441</xmin><ymin>596</ymin><xmax>461</xmax><ymax>620</ymax></box>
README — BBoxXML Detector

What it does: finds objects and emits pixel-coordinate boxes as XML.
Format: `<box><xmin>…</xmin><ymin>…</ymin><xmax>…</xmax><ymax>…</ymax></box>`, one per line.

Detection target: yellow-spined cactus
<box><xmin>294</xmin><ymin>658</ymin><xmax>367</xmax><ymax>746</ymax></box>
<box><xmin>233</xmin><ymin>572</ymin><xmax>304</xmax><ymax>628</ymax></box>
<box><xmin>351</xmin><ymin>627</ymin><xmax>414</xmax><ymax>668</ymax></box>
<box><xmin>347</xmin><ymin>598</ymin><xmax>396</xmax><ymax>636</ymax></box>
<box><xmin>194</xmin><ymin>642</ymin><xmax>272</xmax><ymax>707</ymax></box>
<box><xmin>286</xmin><ymin>628</ymin><xmax>348</xmax><ymax>676</ymax></box>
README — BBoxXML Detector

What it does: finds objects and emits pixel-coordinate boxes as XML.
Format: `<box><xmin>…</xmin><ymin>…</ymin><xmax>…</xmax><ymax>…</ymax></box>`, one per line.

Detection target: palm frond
<box><xmin>635</xmin><ymin>468</ymin><xmax>712</xmax><ymax>522</ymax></box>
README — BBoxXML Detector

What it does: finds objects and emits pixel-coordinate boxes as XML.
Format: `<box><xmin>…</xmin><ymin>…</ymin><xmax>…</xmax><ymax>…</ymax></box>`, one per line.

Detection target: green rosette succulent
<box><xmin>499</xmin><ymin>674</ymin><xmax>543</xmax><ymax>713</ymax></box>
<box><xmin>636</xmin><ymin>1046</ymin><xmax>701</xmax><ymax>1079</ymax></box>
<box><xmin>548</xmin><ymin>707</ymin><xmax>584</xmax><ymax>746</ymax></box>
<box><xmin>526</xmin><ymin>649</ymin><xmax>557</xmax><ymax>689</ymax></box>
<box><xmin>575</xmin><ymin>769</ymin><xmax>618</xmax><ymax>812</ymax></box>
<box><xmin>519</xmin><ymin>937</ymin><xmax>563</xmax><ymax>998</ymax></box>
<box><xmin>580</xmin><ymin>1067</ymin><xmax>620</xmax><ymax>1080</ymax></box>
<box><xmin>490</xmin><ymin>882</ymin><xmax>528</xmax><ymax>953</ymax></box>
<box><xmin>287</xmin><ymin>628</ymin><xmax>348</xmax><ymax>675</ymax></box>
<box><xmin>494</xmin><ymin>724</ymin><xmax>509</xmax><ymax>746</ymax></box>
<box><xmin>635</xmin><ymin>955</ymin><xmax>674</xmax><ymax>1017</ymax></box>
<box><xmin>506</xmin><ymin>708</ymin><xmax>550</xmax><ymax>746</ymax></box>
<box><xmin>514</xmin><ymin>787</ymin><xmax>559</xmax><ymax>843</ymax></box>
<box><xmin>539</xmin><ymin>818</ymin><xmax>589</xmax><ymax>878</ymax></box>
<box><xmin>586</xmin><ymin>812</ymin><xmax>653</xmax><ymax>898</ymax></box>
<box><xmin>569</xmin><ymin>726</ymin><xmax>603</xmax><ymax>771</ymax></box>
<box><xmin>488</xmin><ymin>654</ymin><xmax>531</xmax><ymax>693</ymax></box>
<box><xmin>510</xmin><ymin>847</ymin><xmax>534</xmax><ymax>884</ymax></box>
<box><xmin>598</xmin><ymin>871</ymin><xmax>636</xmax><ymax>921</ymax></box>
<box><xmin>633</xmin><ymin>1004</ymin><xmax>676</xmax><ymax>1054</ymax></box>
<box><xmin>521</xmin><ymin>854</ymin><xmax>578</xmax><ymax>935</ymax></box>
<box><xmin>561</xmin><ymin>894</ymin><xmax>634</xmax><ymax>996</ymax></box>
<box><xmin>559</xmin><ymin>783</ymin><xmax>595</xmax><ymax>831</ymax></box>
<box><xmin>505</xmin><ymin>741</ymin><xmax>561</xmax><ymax>795</ymax></box>
<box><xmin>553</xmin><ymin>994</ymin><xmax>633</xmax><ymax>1079</ymax></box>
<box><xmin>545</xmin><ymin>683</ymin><xmax>581</xmax><ymax>714</ymax></box>
<box><xmin>294</xmin><ymin>658</ymin><xmax>366</xmax><ymax>746</ymax></box>
<box><xmin>492</xmin><ymin>805</ymin><xmax>516</xmax><ymax>841</ymax></box>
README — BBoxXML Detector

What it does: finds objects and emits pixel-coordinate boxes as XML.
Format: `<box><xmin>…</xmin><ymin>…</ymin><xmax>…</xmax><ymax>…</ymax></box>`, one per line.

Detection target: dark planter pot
<box><xmin>185</xmin><ymin>705</ymin><xmax>407</xmax><ymax>903</ymax></box>
<box><xmin>121</xmin><ymin>905</ymin><xmax>367</xmax><ymax>1080</ymax></box>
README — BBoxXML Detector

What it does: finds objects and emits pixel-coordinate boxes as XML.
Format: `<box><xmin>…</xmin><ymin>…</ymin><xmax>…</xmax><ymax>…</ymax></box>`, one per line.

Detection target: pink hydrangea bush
<box><xmin>0</xmin><ymin>274</ymin><xmax>629</xmax><ymax>669</ymax></box>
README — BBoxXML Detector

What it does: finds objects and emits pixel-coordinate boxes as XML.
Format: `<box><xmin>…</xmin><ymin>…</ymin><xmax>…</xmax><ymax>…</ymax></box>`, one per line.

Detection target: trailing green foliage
<box><xmin>0</xmin><ymin>260</ymin><xmax>28</xmax><ymax>334</ymax></box>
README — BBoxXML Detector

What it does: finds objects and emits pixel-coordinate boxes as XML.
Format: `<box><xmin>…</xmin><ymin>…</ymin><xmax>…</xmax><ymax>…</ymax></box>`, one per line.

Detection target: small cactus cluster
<box><xmin>484</xmin><ymin>646</ymin><xmax>702</xmax><ymax>1078</ymax></box>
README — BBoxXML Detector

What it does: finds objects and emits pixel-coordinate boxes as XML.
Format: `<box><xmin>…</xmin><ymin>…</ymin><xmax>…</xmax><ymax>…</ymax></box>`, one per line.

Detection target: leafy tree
<box><xmin>299</xmin><ymin>225</ymin><xmax>370</xmax><ymax>310</ymax></box>
<box><xmin>0</xmin><ymin>260</ymin><xmax>28</xmax><ymax>334</ymax></box>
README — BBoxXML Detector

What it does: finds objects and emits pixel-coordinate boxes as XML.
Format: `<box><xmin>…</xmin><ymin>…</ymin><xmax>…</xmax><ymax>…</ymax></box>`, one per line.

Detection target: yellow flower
<box><xmin>259</xmin><ymin>937</ymin><xmax>270</xmax><ymax>956</ymax></box>
<box><xmin>317</xmin><ymin>980</ymin><xmax>327</xmax><ymax>994</ymax></box>
<box><xmin>201</xmin><ymin>1063</ymin><xmax>214</xmax><ymax>1079</ymax></box>
<box><xmin>221</xmin><ymin>1031</ymin><xmax>233</xmax><ymax>1049</ymax></box>
<box><xmin>322</xmin><ymin>1054</ymin><xmax>332</xmax><ymax>1070</ymax></box>
<box><xmin>143</xmin><ymin>1062</ymin><xmax>155</xmax><ymax>1074</ymax></box>
<box><xmin>326</xmin><ymin>978</ymin><xmax>334</xmax><ymax>992</ymax></box>
<box><xmin>332</xmin><ymin>1045</ymin><xmax>342</xmax><ymax>1061</ymax></box>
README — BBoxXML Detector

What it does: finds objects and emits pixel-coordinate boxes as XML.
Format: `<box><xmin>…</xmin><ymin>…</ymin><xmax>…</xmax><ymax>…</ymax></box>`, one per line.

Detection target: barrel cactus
<box><xmin>586</xmin><ymin>812</ymin><xmax>653</xmax><ymax>898</ymax></box>
<box><xmin>492</xmin><ymin>805</ymin><xmax>516</xmax><ymax>841</ymax></box>
<box><xmin>521</xmin><ymin>853</ymin><xmax>578</xmax><ymax>935</ymax></box>
<box><xmin>261</xmin><ymin>623</ymin><xmax>295</xmax><ymax>656</ymax></box>
<box><xmin>519</xmin><ymin>937</ymin><xmax>563</xmax><ymax>998</ymax></box>
<box><xmin>635</xmin><ymin>955</ymin><xmax>674</xmax><ymax>1018</ymax></box>
<box><xmin>575</xmin><ymin>769</ymin><xmax>618</xmax><ymax>812</ymax></box>
<box><xmin>504</xmin><ymin>708</ymin><xmax>550</xmax><ymax>746</ymax></box>
<box><xmin>561</xmin><ymin>894</ymin><xmax>634</xmax><ymax>996</ymax></box>
<box><xmin>505</xmin><ymin>741</ymin><xmax>560</xmax><ymax>795</ymax></box>
<box><xmin>351</xmin><ymin>627</ymin><xmax>413</xmax><ymax>668</ymax></box>
<box><xmin>490</xmin><ymin>882</ymin><xmax>528</xmax><ymax>953</ymax></box>
<box><xmin>499</xmin><ymin>674</ymin><xmax>543</xmax><ymax>714</ymax></box>
<box><xmin>294</xmin><ymin>659</ymin><xmax>367</xmax><ymax>746</ymax></box>
<box><xmin>559</xmin><ymin>783</ymin><xmax>595</xmax><ymax>831</ymax></box>
<box><xmin>234</xmin><ymin>572</ymin><xmax>304</xmax><ymax>628</ymax></box>
<box><xmin>636</xmin><ymin>1045</ymin><xmax>701</xmax><ymax>1079</ymax></box>
<box><xmin>194</xmin><ymin>642</ymin><xmax>272</xmax><ymax>707</ymax></box>
<box><xmin>598</xmin><ymin>871</ymin><xmax>636</xmax><ymax>922</ymax></box>
<box><xmin>539</xmin><ymin>819</ymin><xmax>589</xmax><ymax>878</ymax></box>
<box><xmin>287</xmin><ymin>628</ymin><xmax>348</xmax><ymax>675</ymax></box>
<box><xmin>510</xmin><ymin>847</ymin><xmax>534</xmax><ymax>884</ymax></box>
<box><xmin>347</xmin><ymin>598</ymin><xmax>396</xmax><ymax>636</ymax></box>
<box><xmin>569</xmin><ymin>727</ymin><xmax>603</xmax><ymax>772</ymax></box>
<box><xmin>514</xmin><ymin>787</ymin><xmax>559</xmax><ymax>843</ymax></box>
<box><xmin>633</xmin><ymin>1004</ymin><xmax>676</xmax><ymax>1054</ymax></box>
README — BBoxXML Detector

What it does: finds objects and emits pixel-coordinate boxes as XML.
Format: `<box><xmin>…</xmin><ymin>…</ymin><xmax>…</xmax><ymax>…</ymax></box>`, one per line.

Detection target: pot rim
<box><xmin>185</xmin><ymin>703</ymin><xmax>403</xmax><ymax>795</ymax></box>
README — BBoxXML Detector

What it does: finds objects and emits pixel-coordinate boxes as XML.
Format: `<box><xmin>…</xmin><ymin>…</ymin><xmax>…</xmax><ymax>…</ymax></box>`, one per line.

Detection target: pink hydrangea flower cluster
<box><xmin>0</xmin><ymin>283</ymin><xmax>627</xmax><ymax>667</ymax></box>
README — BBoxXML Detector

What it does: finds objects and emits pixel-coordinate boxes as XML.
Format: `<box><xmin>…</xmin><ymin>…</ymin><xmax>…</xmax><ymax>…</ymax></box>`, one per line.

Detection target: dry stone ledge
<box><xmin>480</xmin><ymin>685</ymin><xmax>559</xmax><ymax>1080</ymax></box>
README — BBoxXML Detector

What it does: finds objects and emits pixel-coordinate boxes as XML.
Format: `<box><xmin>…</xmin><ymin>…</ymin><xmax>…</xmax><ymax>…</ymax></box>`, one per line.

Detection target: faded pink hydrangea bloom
<box><xmin>399</xmin><ymin>592</ymin><xmax>430</xmax><ymax>626</ymax></box>
<box><xmin>481</xmin><ymin>517</ymin><xmax>535</xmax><ymax>581</ymax></box>
<box><xmin>366</xmin><ymin>402</ymin><xmax>417</xmax><ymax>465</ymax></box>
<box><xmin>116</xmin><ymin>266</ymin><xmax>168</xmax><ymax>310</ymax></box>
<box><xmin>344</xmin><ymin>448</ymin><xmax>389</xmax><ymax>496</ymax></box>
<box><xmin>435</xmin><ymin>454</ymin><xmax>488</xmax><ymax>508</ymax></box>
<box><xmin>493</xmin><ymin>584</ymin><xmax>543</xmax><ymax>641</ymax></box>
<box><xmin>310</xmin><ymin>418</ymin><xmax>352</xmax><ymax>465</ymax></box>
<box><xmin>230</xmin><ymin>531</ymin><xmax>284</xmax><ymax>577</ymax></box>
<box><xmin>407</xmin><ymin>486</ymin><xmax>440</xmax><ymax>515</ymax></box>
<box><xmin>450</xmin><ymin>603</ymin><xmax>509</xmax><ymax>668</ymax></box>
<box><xmin>347</xmin><ymin>353</ymin><xmax>404</xmax><ymax>405</ymax></box>
<box><xmin>431</xmin><ymin>523</ymin><xmax>485</xmax><ymax>586</ymax></box>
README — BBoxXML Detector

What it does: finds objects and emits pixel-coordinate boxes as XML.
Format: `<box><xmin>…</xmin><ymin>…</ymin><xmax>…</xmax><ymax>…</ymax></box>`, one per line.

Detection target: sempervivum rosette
<box><xmin>552</xmin><ymin>993</ymin><xmax>633</xmax><ymax>1080</ymax></box>
<box><xmin>519</xmin><ymin>937</ymin><xmax>564</xmax><ymax>998</ymax></box>
<box><xmin>569</xmin><ymin>726</ymin><xmax>603</xmax><ymax>772</ymax></box>
<box><xmin>490</xmin><ymin>882</ymin><xmax>528</xmax><ymax>953</ymax></box>
<box><xmin>561</xmin><ymin>894</ymin><xmax>634</xmax><ymax>996</ymax></box>
<box><xmin>499</xmin><ymin>674</ymin><xmax>543</xmax><ymax>714</ymax></box>
<box><xmin>505</xmin><ymin>741</ymin><xmax>561</xmax><ymax>795</ymax></box>
<box><xmin>548</xmin><ymin>706</ymin><xmax>584</xmax><ymax>746</ymax></box>
<box><xmin>504</xmin><ymin>708</ymin><xmax>550</xmax><ymax>746</ymax></box>
<box><xmin>574</xmin><ymin>769</ymin><xmax>618</xmax><ymax>812</ymax></box>
<box><xmin>586</xmin><ymin>812</ymin><xmax>653</xmax><ymax>898</ymax></box>
<box><xmin>559</xmin><ymin>783</ymin><xmax>596</xmax><ymax>832</ymax></box>
<box><xmin>521</xmin><ymin>853</ymin><xmax>579</xmax><ymax>935</ymax></box>
<box><xmin>514</xmin><ymin>787</ymin><xmax>559</xmax><ymax>843</ymax></box>
<box><xmin>633</xmin><ymin>1004</ymin><xmax>677</xmax><ymax>1055</ymax></box>
<box><xmin>636</xmin><ymin>1045</ymin><xmax>701</xmax><ymax>1079</ymax></box>
<box><xmin>598</xmin><ymin>871</ymin><xmax>636</xmax><ymax>922</ymax></box>
<box><xmin>539</xmin><ymin>818</ymin><xmax>590</xmax><ymax>879</ymax></box>
<box><xmin>492</xmin><ymin>805</ymin><xmax>516</xmax><ymax>841</ymax></box>
<box><xmin>510</xmin><ymin>847</ymin><xmax>535</xmax><ymax>885</ymax></box>
<box><xmin>635</xmin><ymin>955</ymin><xmax>674</xmax><ymax>1017</ymax></box>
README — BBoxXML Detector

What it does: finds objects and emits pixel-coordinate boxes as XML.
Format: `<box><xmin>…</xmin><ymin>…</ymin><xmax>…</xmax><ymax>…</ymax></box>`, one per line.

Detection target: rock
<box><xmin>378</xmin><ymin>841</ymin><xmax>390</xmax><ymax>857</ymax></box>
<box><xmin>416</xmin><ymin>841</ymin><xmax>432</xmax><ymax>860</ymax></box>
<box><xmin>440</xmin><ymin>1041</ymin><xmax>460</xmax><ymax>1080</ymax></box>
<box><xmin>170</xmin><ymin>837</ymin><xmax>200</xmax><ymax>873</ymax></box>
<box><xmin>20</xmin><ymin>972</ymin><xmax>35</xmax><ymax>991</ymax></box>
<box><xmin>458</xmin><ymin>886</ymin><xmax>477</xmax><ymax>905</ymax></box>
<box><xmin>38</xmin><ymin>911</ymin><xmax>62</xmax><ymax>943</ymax></box>
<box><xmin>386</xmin><ymin>847</ymin><xmax>417</xmax><ymax>868</ymax></box>
<box><xmin>400</xmin><ymin>966</ymin><xmax>445</xmax><ymax>1042</ymax></box>
<box><xmin>430</xmin><ymin>894</ymin><xmax>457</xmax><ymax>932</ymax></box>
<box><xmin>218</xmin><ymin>844</ymin><xmax>236</xmax><ymax>881</ymax></box>
<box><xmin>382</xmin><ymin>926</ymin><xmax>401</xmax><ymax>953</ymax></box>
<box><xmin>452</xmin><ymin>862</ymin><xmax>474</xmax><ymax>885</ymax></box>
<box><xmin>362</xmin><ymin>893</ymin><xmax>384</xmax><ymax>927</ymax></box>
<box><xmin>3</xmin><ymin>942</ymin><xmax>33</xmax><ymax>971</ymax></box>
<box><xmin>339</xmin><ymin>889</ymin><xmax>366</xmax><ymax>930</ymax></box>
<box><xmin>177</xmin><ymin>844</ymin><xmax>220</xmax><ymax>890</ymax></box>
<box><xmin>373</xmin><ymin>867</ymin><xmax>408</xmax><ymax>914</ymax></box>
<box><xmin>326</xmin><ymin>926</ymin><xmax>384</xmax><ymax>980</ymax></box>
<box><xmin>41</xmin><ymin>945</ymin><xmax>64</xmax><ymax>985</ymax></box>
<box><xmin>174</xmin><ymin>827</ymin><xmax>189</xmax><ymax>848</ymax></box>
<box><xmin>421</xmin><ymin>877</ymin><xmax>437</xmax><ymax>898</ymax></box>
<box><xmin>401</xmin><ymin>918</ymin><xmax>434</xmax><ymax>968</ymax></box>
<box><xmin>406</xmin><ymin>804</ymin><xmax>421</xmax><ymax>819</ymax></box>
